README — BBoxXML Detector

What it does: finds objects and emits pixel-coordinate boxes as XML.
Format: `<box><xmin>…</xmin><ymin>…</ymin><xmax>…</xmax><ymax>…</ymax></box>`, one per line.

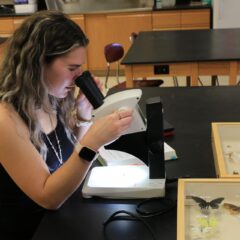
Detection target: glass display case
<box><xmin>178</xmin><ymin>178</ymin><xmax>240</xmax><ymax>240</ymax></box>
<box><xmin>212</xmin><ymin>122</ymin><xmax>240</xmax><ymax>178</ymax></box>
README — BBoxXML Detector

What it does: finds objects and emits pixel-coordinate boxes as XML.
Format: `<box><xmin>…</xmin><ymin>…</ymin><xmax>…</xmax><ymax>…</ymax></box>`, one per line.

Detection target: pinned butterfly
<box><xmin>223</xmin><ymin>203</ymin><xmax>240</xmax><ymax>215</ymax></box>
<box><xmin>191</xmin><ymin>196</ymin><xmax>224</xmax><ymax>209</ymax></box>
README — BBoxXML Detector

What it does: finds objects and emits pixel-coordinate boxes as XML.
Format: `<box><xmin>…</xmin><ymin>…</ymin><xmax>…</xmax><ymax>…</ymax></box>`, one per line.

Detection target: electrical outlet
<box><xmin>154</xmin><ymin>65</ymin><xmax>169</xmax><ymax>74</ymax></box>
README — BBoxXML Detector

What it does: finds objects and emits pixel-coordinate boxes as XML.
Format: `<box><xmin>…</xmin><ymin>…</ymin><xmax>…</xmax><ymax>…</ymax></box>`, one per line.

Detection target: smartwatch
<box><xmin>76</xmin><ymin>143</ymin><xmax>99</xmax><ymax>162</ymax></box>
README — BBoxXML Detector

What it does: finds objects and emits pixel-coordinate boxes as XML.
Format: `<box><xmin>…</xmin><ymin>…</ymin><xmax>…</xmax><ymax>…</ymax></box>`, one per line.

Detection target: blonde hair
<box><xmin>0</xmin><ymin>11</ymin><xmax>89</xmax><ymax>159</ymax></box>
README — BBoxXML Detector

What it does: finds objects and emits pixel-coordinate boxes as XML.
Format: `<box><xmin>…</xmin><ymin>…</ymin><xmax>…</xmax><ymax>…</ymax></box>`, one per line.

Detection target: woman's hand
<box><xmin>80</xmin><ymin>108</ymin><xmax>133</xmax><ymax>151</ymax></box>
<box><xmin>75</xmin><ymin>74</ymin><xmax>102</xmax><ymax>121</ymax></box>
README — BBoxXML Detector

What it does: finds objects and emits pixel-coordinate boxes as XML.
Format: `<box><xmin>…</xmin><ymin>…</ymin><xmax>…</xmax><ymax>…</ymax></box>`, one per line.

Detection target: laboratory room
<box><xmin>1</xmin><ymin>0</ymin><xmax>240</xmax><ymax>240</ymax></box>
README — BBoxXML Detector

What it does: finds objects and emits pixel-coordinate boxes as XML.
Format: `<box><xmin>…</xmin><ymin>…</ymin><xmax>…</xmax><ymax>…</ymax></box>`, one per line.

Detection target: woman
<box><xmin>0</xmin><ymin>11</ymin><xmax>133</xmax><ymax>239</ymax></box>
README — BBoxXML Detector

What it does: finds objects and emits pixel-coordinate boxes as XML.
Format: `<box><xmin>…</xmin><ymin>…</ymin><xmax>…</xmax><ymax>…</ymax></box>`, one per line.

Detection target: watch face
<box><xmin>79</xmin><ymin>147</ymin><xmax>97</xmax><ymax>162</ymax></box>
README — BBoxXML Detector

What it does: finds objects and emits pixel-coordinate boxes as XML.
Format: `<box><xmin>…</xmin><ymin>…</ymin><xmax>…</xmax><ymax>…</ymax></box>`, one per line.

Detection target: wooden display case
<box><xmin>212</xmin><ymin>122</ymin><xmax>240</xmax><ymax>178</ymax></box>
<box><xmin>178</xmin><ymin>178</ymin><xmax>240</xmax><ymax>240</ymax></box>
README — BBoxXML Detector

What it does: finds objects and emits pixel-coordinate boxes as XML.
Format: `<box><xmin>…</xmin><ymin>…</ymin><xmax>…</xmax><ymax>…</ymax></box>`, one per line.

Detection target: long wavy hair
<box><xmin>0</xmin><ymin>11</ymin><xmax>89</xmax><ymax>159</ymax></box>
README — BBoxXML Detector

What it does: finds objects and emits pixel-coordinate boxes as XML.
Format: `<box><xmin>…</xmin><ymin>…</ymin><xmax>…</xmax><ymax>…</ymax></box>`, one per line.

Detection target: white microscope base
<box><xmin>82</xmin><ymin>165</ymin><xmax>166</xmax><ymax>199</ymax></box>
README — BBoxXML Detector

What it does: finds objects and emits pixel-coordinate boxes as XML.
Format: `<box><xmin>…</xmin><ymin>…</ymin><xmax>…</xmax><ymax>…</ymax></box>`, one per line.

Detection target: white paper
<box><xmin>98</xmin><ymin>142</ymin><xmax>177</xmax><ymax>166</ymax></box>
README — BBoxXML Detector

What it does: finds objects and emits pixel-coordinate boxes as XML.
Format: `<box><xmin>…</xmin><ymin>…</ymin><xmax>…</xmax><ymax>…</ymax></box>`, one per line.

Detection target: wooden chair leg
<box><xmin>198</xmin><ymin>77</ymin><xmax>204</xmax><ymax>86</ymax></box>
<box><xmin>211</xmin><ymin>75</ymin><xmax>219</xmax><ymax>86</ymax></box>
<box><xmin>116</xmin><ymin>62</ymin><xmax>120</xmax><ymax>84</ymax></box>
<box><xmin>186</xmin><ymin>76</ymin><xmax>191</xmax><ymax>86</ymax></box>
<box><xmin>105</xmin><ymin>63</ymin><xmax>110</xmax><ymax>89</ymax></box>
<box><xmin>173</xmin><ymin>76</ymin><xmax>179</xmax><ymax>86</ymax></box>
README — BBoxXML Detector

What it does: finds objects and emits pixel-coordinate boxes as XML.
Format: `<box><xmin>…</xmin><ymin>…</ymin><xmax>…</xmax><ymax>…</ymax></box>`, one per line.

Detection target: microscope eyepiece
<box><xmin>75</xmin><ymin>71</ymin><xmax>104</xmax><ymax>109</ymax></box>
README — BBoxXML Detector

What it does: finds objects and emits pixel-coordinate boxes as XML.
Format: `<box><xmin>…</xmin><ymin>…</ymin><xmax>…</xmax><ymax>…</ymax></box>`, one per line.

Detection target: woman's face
<box><xmin>43</xmin><ymin>46</ymin><xmax>86</xmax><ymax>98</ymax></box>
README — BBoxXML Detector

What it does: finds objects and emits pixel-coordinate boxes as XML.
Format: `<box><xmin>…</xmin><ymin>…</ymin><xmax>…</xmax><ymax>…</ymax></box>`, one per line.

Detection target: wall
<box><xmin>213</xmin><ymin>0</ymin><xmax>240</xmax><ymax>29</ymax></box>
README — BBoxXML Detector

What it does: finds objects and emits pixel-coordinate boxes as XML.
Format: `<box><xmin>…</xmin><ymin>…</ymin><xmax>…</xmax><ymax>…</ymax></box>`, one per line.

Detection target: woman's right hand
<box><xmin>80</xmin><ymin>108</ymin><xmax>133</xmax><ymax>151</ymax></box>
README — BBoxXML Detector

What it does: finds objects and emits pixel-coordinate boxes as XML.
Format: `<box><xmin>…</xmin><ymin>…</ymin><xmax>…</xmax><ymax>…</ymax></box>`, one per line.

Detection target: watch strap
<box><xmin>75</xmin><ymin>119</ymin><xmax>93</xmax><ymax>128</ymax></box>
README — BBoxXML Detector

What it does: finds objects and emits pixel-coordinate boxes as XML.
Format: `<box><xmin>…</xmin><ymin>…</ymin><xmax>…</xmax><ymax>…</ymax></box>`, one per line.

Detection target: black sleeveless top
<box><xmin>0</xmin><ymin>117</ymin><xmax>74</xmax><ymax>240</ymax></box>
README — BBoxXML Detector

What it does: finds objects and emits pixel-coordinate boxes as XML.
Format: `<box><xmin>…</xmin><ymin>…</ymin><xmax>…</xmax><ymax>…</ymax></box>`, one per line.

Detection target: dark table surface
<box><xmin>121</xmin><ymin>29</ymin><xmax>240</xmax><ymax>65</ymax></box>
<box><xmin>33</xmin><ymin>86</ymin><xmax>240</xmax><ymax>240</ymax></box>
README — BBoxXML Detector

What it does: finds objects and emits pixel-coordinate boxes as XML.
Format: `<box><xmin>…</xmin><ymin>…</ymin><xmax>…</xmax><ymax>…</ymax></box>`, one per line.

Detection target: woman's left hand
<box><xmin>75</xmin><ymin>74</ymin><xmax>102</xmax><ymax>121</ymax></box>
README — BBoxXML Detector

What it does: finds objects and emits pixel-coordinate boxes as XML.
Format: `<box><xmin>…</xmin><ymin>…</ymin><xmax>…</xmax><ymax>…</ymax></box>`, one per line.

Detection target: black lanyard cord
<box><xmin>136</xmin><ymin>197</ymin><xmax>177</xmax><ymax>217</ymax></box>
<box><xmin>103</xmin><ymin>210</ymin><xmax>157</xmax><ymax>240</ymax></box>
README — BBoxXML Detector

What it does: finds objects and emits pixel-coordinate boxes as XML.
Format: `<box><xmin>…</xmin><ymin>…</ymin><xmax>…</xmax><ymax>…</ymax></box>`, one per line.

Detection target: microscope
<box><xmin>75</xmin><ymin>71</ymin><xmax>166</xmax><ymax>199</ymax></box>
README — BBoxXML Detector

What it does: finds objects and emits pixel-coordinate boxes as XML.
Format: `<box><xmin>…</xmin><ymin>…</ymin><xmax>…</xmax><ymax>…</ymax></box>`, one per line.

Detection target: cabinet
<box><xmin>106</xmin><ymin>12</ymin><xmax>152</xmax><ymax>58</ymax></box>
<box><xmin>84</xmin><ymin>12</ymin><xmax>152</xmax><ymax>71</ymax></box>
<box><xmin>0</xmin><ymin>17</ymin><xmax>19</xmax><ymax>63</ymax></box>
<box><xmin>0</xmin><ymin>7</ymin><xmax>211</xmax><ymax>72</ymax></box>
<box><xmin>0</xmin><ymin>16</ymin><xmax>27</xmax><ymax>36</ymax></box>
<box><xmin>13</xmin><ymin>16</ymin><xmax>26</xmax><ymax>30</ymax></box>
<box><xmin>84</xmin><ymin>14</ymin><xmax>108</xmax><ymax>71</ymax></box>
<box><xmin>0</xmin><ymin>17</ymin><xmax>14</xmax><ymax>36</ymax></box>
<box><xmin>181</xmin><ymin>9</ymin><xmax>211</xmax><ymax>29</ymax></box>
<box><xmin>152</xmin><ymin>10</ymin><xmax>181</xmax><ymax>30</ymax></box>
<box><xmin>152</xmin><ymin>9</ymin><xmax>211</xmax><ymax>30</ymax></box>
<box><xmin>0</xmin><ymin>15</ymin><xmax>85</xmax><ymax>35</ymax></box>
<box><xmin>0</xmin><ymin>39</ymin><xmax>7</xmax><ymax>63</ymax></box>
<box><xmin>69</xmin><ymin>14</ymin><xmax>88</xmax><ymax>69</ymax></box>
<box><xmin>69</xmin><ymin>14</ymin><xmax>85</xmax><ymax>32</ymax></box>
<box><xmin>84</xmin><ymin>9</ymin><xmax>210</xmax><ymax>72</ymax></box>
<box><xmin>0</xmin><ymin>15</ymin><xmax>87</xmax><ymax>65</ymax></box>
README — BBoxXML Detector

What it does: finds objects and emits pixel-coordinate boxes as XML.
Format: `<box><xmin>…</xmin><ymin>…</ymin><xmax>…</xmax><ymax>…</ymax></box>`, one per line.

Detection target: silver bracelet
<box><xmin>76</xmin><ymin>119</ymin><xmax>93</xmax><ymax>127</ymax></box>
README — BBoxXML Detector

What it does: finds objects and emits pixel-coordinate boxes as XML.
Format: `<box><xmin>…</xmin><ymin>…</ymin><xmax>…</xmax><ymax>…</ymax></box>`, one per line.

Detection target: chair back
<box><xmin>104</xmin><ymin>43</ymin><xmax>124</xmax><ymax>63</ymax></box>
<box><xmin>129</xmin><ymin>32</ymin><xmax>138</xmax><ymax>43</ymax></box>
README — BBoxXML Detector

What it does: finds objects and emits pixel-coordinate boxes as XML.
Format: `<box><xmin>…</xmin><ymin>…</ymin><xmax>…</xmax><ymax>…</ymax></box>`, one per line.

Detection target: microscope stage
<box><xmin>82</xmin><ymin>165</ymin><xmax>166</xmax><ymax>199</ymax></box>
